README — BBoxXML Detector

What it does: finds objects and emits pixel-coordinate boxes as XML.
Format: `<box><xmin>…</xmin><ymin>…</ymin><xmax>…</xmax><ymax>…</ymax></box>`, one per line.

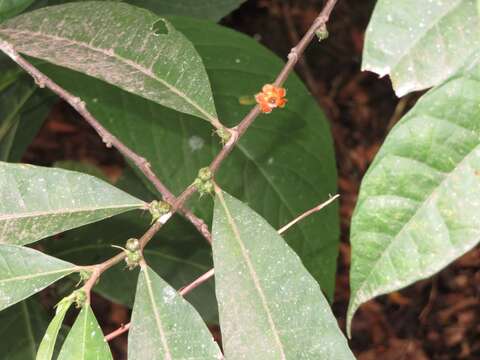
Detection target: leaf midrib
<box><xmin>142</xmin><ymin>266</ymin><xmax>173</xmax><ymax>360</ymax></box>
<box><xmin>1</xmin><ymin>267</ymin><xmax>74</xmax><ymax>283</ymax></box>
<box><xmin>217</xmin><ymin>191</ymin><xmax>286</xmax><ymax>359</ymax></box>
<box><xmin>0</xmin><ymin>28</ymin><xmax>217</xmax><ymax>123</ymax></box>
<box><xmin>0</xmin><ymin>203</ymin><xmax>142</xmax><ymax>221</ymax></box>
<box><xmin>352</xmin><ymin>140</ymin><xmax>480</xmax><ymax>304</ymax></box>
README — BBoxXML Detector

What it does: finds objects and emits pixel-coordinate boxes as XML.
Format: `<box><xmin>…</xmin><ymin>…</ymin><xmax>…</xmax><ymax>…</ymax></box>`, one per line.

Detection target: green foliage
<box><xmin>0</xmin><ymin>244</ymin><xmax>76</xmax><ymax>310</ymax></box>
<box><xmin>212</xmin><ymin>190</ymin><xmax>354</xmax><ymax>359</ymax></box>
<box><xmin>0</xmin><ymin>162</ymin><xmax>145</xmax><ymax>245</ymax></box>
<box><xmin>0</xmin><ymin>2</ymin><xmax>219</xmax><ymax>124</ymax></box>
<box><xmin>363</xmin><ymin>0</ymin><xmax>480</xmax><ymax>96</ymax></box>
<box><xmin>45</xmin><ymin>209</ymin><xmax>218</xmax><ymax>323</ymax></box>
<box><xmin>57</xmin><ymin>305</ymin><xmax>113</xmax><ymax>360</ymax></box>
<box><xmin>36</xmin><ymin>296</ymin><xmax>73</xmax><ymax>360</ymax></box>
<box><xmin>348</xmin><ymin>62</ymin><xmax>480</xmax><ymax>333</ymax></box>
<box><xmin>0</xmin><ymin>62</ymin><xmax>54</xmax><ymax>162</ymax></box>
<box><xmin>0</xmin><ymin>0</ymin><xmax>34</xmax><ymax>22</ymax></box>
<box><xmin>41</xmin><ymin>0</ymin><xmax>246</xmax><ymax>22</ymax></box>
<box><xmin>0</xmin><ymin>299</ymin><xmax>49</xmax><ymax>359</ymax></box>
<box><xmin>129</xmin><ymin>265</ymin><xmax>222</xmax><ymax>359</ymax></box>
<box><xmin>0</xmin><ymin>0</ymin><xmax>349</xmax><ymax>358</ymax></box>
<box><xmin>35</xmin><ymin>14</ymin><xmax>339</xmax><ymax>298</ymax></box>
<box><xmin>122</xmin><ymin>0</ymin><xmax>246</xmax><ymax>21</ymax></box>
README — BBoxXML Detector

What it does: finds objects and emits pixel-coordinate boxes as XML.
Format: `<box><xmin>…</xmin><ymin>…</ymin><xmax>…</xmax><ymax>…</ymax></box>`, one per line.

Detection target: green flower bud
<box><xmin>126</xmin><ymin>238</ymin><xmax>140</xmax><ymax>252</ymax></box>
<box><xmin>198</xmin><ymin>167</ymin><xmax>212</xmax><ymax>181</ymax></box>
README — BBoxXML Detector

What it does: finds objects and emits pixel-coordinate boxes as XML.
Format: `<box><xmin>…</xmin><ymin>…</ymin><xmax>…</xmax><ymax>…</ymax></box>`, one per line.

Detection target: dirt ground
<box><xmin>23</xmin><ymin>1</ymin><xmax>480</xmax><ymax>359</ymax></box>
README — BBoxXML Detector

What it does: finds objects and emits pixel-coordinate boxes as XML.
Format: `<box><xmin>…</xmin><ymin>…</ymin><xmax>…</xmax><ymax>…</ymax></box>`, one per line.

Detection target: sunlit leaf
<box><xmin>212</xmin><ymin>190</ymin><xmax>354</xmax><ymax>359</ymax></box>
<box><xmin>57</xmin><ymin>305</ymin><xmax>113</xmax><ymax>360</ymax></box>
<box><xmin>0</xmin><ymin>2</ymin><xmax>219</xmax><ymax>124</ymax></box>
<box><xmin>129</xmin><ymin>265</ymin><xmax>222</xmax><ymax>359</ymax></box>
<box><xmin>36</xmin><ymin>297</ymin><xmax>73</xmax><ymax>360</ymax></box>
<box><xmin>348</xmin><ymin>62</ymin><xmax>480</xmax><ymax>333</ymax></box>
<box><xmin>0</xmin><ymin>162</ymin><xmax>145</xmax><ymax>245</ymax></box>
<box><xmin>0</xmin><ymin>244</ymin><xmax>76</xmax><ymax>310</ymax></box>
<box><xmin>363</xmin><ymin>0</ymin><xmax>480</xmax><ymax>96</ymax></box>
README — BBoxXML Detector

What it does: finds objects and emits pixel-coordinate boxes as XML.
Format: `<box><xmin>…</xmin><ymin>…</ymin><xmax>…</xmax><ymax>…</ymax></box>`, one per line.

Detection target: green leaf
<box><xmin>0</xmin><ymin>2</ymin><xmax>219</xmax><ymax>124</ymax></box>
<box><xmin>36</xmin><ymin>297</ymin><xmax>73</xmax><ymax>360</ymax></box>
<box><xmin>129</xmin><ymin>265</ymin><xmax>222</xmax><ymax>359</ymax></box>
<box><xmin>37</xmin><ymin>15</ymin><xmax>339</xmax><ymax>299</ymax></box>
<box><xmin>348</xmin><ymin>64</ymin><xmax>480</xmax><ymax>334</ymax></box>
<box><xmin>46</xmin><ymin>211</ymin><xmax>218</xmax><ymax>324</ymax></box>
<box><xmin>0</xmin><ymin>244</ymin><xmax>76</xmax><ymax>310</ymax></box>
<box><xmin>43</xmin><ymin>0</ymin><xmax>246</xmax><ymax>22</ymax></box>
<box><xmin>0</xmin><ymin>76</ymin><xmax>54</xmax><ymax>162</ymax></box>
<box><xmin>122</xmin><ymin>0</ymin><xmax>246</xmax><ymax>22</ymax></box>
<box><xmin>0</xmin><ymin>77</ymin><xmax>35</xmax><ymax>160</ymax></box>
<box><xmin>0</xmin><ymin>0</ymin><xmax>34</xmax><ymax>22</ymax></box>
<box><xmin>363</xmin><ymin>0</ymin><xmax>480</xmax><ymax>96</ymax></box>
<box><xmin>212</xmin><ymin>190</ymin><xmax>354</xmax><ymax>359</ymax></box>
<box><xmin>0</xmin><ymin>162</ymin><xmax>145</xmax><ymax>245</ymax></box>
<box><xmin>0</xmin><ymin>299</ymin><xmax>49</xmax><ymax>360</ymax></box>
<box><xmin>57</xmin><ymin>305</ymin><xmax>113</xmax><ymax>360</ymax></box>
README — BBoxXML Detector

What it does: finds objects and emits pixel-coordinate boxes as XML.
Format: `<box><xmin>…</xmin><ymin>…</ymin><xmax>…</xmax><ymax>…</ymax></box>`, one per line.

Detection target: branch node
<box><xmin>287</xmin><ymin>48</ymin><xmax>298</xmax><ymax>61</ymax></box>
<box><xmin>101</xmin><ymin>135</ymin><xmax>113</xmax><ymax>148</ymax></box>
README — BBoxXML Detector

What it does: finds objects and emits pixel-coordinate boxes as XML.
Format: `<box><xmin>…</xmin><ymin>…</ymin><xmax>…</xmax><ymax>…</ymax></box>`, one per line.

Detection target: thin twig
<box><xmin>1</xmin><ymin>0</ymin><xmax>340</xmax><ymax>342</ymax></box>
<box><xmin>178</xmin><ymin>268</ymin><xmax>215</xmax><ymax>296</ymax></box>
<box><xmin>105</xmin><ymin>191</ymin><xmax>339</xmax><ymax>341</ymax></box>
<box><xmin>277</xmin><ymin>194</ymin><xmax>339</xmax><ymax>234</ymax></box>
<box><xmin>281</xmin><ymin>2</ymin><xmax>321</xmax><ymax>96</ymax></box>
<box><xmin>166</xmin><ymin>0</ymin><xmax>340</xmax><ymax>224</ymax></box>
<box><xmin>0</xmin><ymin>39</ymin><xmax>212</xmax><ymax>245</ymax></box>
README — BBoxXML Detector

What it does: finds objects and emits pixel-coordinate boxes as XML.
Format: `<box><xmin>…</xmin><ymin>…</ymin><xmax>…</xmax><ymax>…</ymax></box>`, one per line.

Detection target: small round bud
<box><xmin>126</xmin><ymin>238</ymin><xmax>140</xmax><ymax>252</ymax></box>
<box><xmin>202</xmin><ymin>180</ymin><xmax>214</xmax><ymax>194</ymax></box>
<box><xmin>126</xmin><ymin>251</ymin><xmax>142</xmax><ymax>270</ymax></box>
<box><xmin>315</xmin><ymin>24</ymin><xmax>329</xmax><ymax>42</ymax></box>
<box><xmin>158</xmin><ymin>201</ymin><xmax>171</xmax><ymax>215</ymax></box>
<box><xmin>198</xmin><ymin>167</ymin><xmax>212</xmax><ymax>181</ymax></box>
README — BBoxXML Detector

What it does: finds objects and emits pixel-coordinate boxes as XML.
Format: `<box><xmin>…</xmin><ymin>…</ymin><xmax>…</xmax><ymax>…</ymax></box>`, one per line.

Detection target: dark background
<box><xmin>23</xmin><ymin>0</ymin><xmax>480</xmax><ymax>359</ymax></box>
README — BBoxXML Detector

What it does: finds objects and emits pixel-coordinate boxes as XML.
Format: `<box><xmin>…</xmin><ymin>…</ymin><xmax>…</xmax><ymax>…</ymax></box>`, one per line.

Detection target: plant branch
<box><xmin>104</xmin><ymin>192</ymin><xmax>339</xmax><ymax>341</ymax></box>
<box><xmin>139</xmin><ymin>0</ymin><xmax>339</xmax><ymax>250</ymax></box>
<box><xmin>277</xmin><ymin>194</ymin><xmax>340</xmax><ymax>234</ymax></box>
<box><xmin>3</xmin><ymin>0</ymin><xmax>339</xmax><ymax>342</ymax></box>
<box><xmin>0</xmin><ymin>39</ymin><xmax>212</xmax><ymax>244</ymax></box>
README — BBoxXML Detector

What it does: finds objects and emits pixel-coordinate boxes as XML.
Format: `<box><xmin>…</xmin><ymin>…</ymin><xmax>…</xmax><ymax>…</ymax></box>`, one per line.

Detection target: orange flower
<box><xmin>255</xmin><ymin>84</ymin><xmax>287</xmax><ymax>114</ymax></box>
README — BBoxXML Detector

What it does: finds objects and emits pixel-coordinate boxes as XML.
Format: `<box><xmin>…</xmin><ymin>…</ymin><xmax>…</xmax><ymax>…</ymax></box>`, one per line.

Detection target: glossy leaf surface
<box><xmin>348</xmin><ymin>63</ymin><xmax>480</xmax><ymax>333</ymax></box>
<box><xmin>38</xmin><ymin>15</ymin><xmax>339</xmax><ymax>298</ymax></box>
<box><xmin>0</xmin><ymin>2</ymin><xmax>218</xmax><ymax>123</ymax></box>
<box><xmin>57</xmin><ymin>305</ymin><xmax>113</xmax><ymax>360</ymax></box>
<box><xmin>212</xmin><ymin>190</ymin><xmax>354</xmax><ymax>359</ymax></box>
<box><xmin>0</xmin><ymin>244</ymin><xmax>76</xmax><ymax>310</ymax></box>
<box><xmin>0</xmin><ymin>162</ymin><xmax>145</xmax><ymax>245</ymax></box>
<box><xmin>363</xmin><ymin>0</ymin><xmax>480</xmax><ymax>96</ymax></box>
<box><xmin>129</xmin><ymin>265</ymin><xmax>222</xmax><ymax>359</ymax></box>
